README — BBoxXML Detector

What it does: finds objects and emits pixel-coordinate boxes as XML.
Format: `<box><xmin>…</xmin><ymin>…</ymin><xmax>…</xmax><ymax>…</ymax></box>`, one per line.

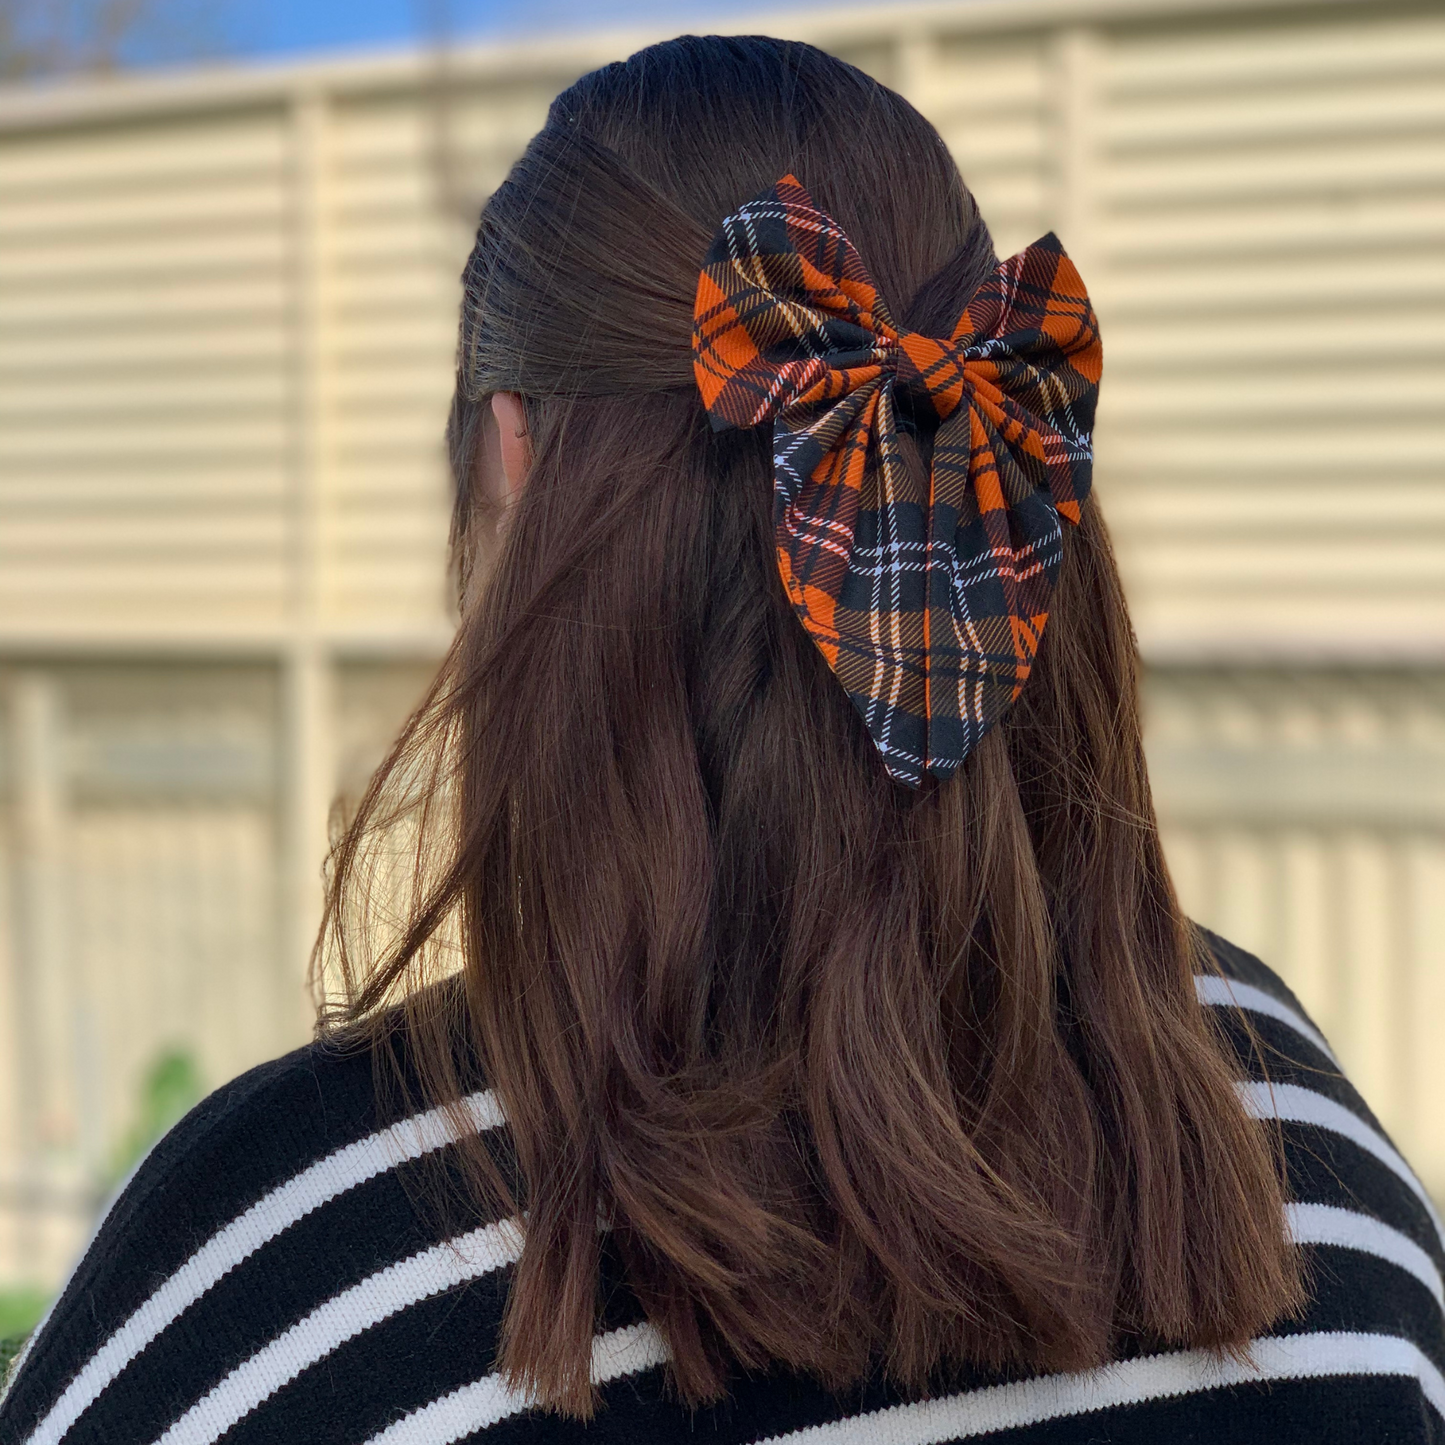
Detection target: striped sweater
<box><xmin>2</xmin><ymin>930</ymin><xmax>1441</xmax><ymax>1444</ymax></box>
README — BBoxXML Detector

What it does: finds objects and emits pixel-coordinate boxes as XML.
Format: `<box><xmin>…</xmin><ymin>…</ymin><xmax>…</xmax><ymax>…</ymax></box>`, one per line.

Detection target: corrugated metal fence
<box><xmin>1</xmin><ymin>0</ymin><xmax>1442</xmax><ymax>1286</ymax></box>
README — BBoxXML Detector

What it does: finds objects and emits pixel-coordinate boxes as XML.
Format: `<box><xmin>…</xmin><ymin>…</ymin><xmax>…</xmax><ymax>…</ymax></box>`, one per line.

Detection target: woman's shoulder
<box><xmin>1197</xmin><ymin>923</ymin><xmax>1317</xmax><ymax>1017</ymax></box>
<box><xmin>1190</xmin><ymin>921</ymin><xmax>1408</xmax><ymax>1172</ymax></box>
<box><xmin>1193</xmin><ymin>922</ymin><xmax>1347</xmax><ymax>1075</ymax></box>
<box><xmin>1194</xmin><ymin>925</ymin><xmax>1445</xmax><ymax>1427</ymax></box>
<box><xmin>0</xmin><ymin>1024</ymin><xmax>508</xmax><ymax>1444</ymax></box>
<box><xmin>90</xmin><ymin>1032</ymin><xmax>388</xmax><ymax>1261</ymax></box>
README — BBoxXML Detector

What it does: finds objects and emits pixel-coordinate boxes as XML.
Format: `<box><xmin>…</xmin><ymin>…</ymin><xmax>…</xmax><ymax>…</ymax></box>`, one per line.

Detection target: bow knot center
<box><xmin>887</xmin><ymin>331</ymin><xmax>970</xmax><ymax>423</ymax></box>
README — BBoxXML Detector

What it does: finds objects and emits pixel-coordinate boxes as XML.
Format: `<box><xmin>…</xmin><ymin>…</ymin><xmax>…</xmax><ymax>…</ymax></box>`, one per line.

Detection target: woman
<box><xmin>4</xmin><ymin>35</ymin><xmax>1441</xmax><ymax>1445</ymax></box>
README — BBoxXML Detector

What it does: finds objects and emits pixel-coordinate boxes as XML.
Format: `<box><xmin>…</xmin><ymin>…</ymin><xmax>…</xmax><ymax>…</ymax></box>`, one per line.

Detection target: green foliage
<box><xmin>0</xmin><ymin>1286</ymin><xmax>45</xmax><ymax>1339</ymax></box>
<box><xmin>0</xmin><ymin>1050</ymin><xmax>205</xmax><ymax>1388</ymax></box>
<box><xmin>0</xmin><ymin>1286</ymin><xmax>47</xmax><ymax>1383</ymax></box>
<box><xmin>110</xmin><ymin>1047</ymin><xmax>204</xmax><ymax>1185</ymax></box>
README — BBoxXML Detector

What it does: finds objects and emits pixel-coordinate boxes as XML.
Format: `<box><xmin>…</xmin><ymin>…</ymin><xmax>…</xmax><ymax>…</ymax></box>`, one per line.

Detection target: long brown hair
<box><xmin>318</xmin><ymin>34</ymin><xmax>1301</xmax><ymax>1417</ymax></box>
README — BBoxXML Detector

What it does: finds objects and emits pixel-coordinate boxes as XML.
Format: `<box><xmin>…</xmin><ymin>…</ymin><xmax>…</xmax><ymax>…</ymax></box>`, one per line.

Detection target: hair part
<box><xmin>318</xmin><ymin>33</ymin><xmax>1302</xmax><ymax>1417</ymax></box>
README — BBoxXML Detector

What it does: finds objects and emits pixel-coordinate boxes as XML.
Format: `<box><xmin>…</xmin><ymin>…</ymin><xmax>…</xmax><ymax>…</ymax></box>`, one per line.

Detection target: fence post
<box><xmin>8</xmin><ymin>674</ymin><xmax>72</xmax><ymax>1273</ymax></box>
<box><xmin>284</xmin><ymin>89</ymin><xmax>337</xmax><ymax>1040</ymax></box>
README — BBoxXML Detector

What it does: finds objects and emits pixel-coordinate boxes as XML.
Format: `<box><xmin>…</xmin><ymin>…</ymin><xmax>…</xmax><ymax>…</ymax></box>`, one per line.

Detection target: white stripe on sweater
<box><xmin>362</xmin><ymin>1321</ymin><xmax>669</xmax><ymax>1444</ymax></box>
<box><xmin>1239</xmin><ymin>1080</ymin><xmax>1445</xmax><ymax>1246</ymax></box>
<box><xmin>24</xmin><ymin>987</ymin><xmax>1439</xmax><ymax>1444</ymax></box>
<box><xmin>149</xmin><ymin>1217</ymin><xmax>525</xmax><ymax>1445</ymax></box>
<box><xmin>1194</xmin><ymin>974</ymin><xmax>1340</xmax><ymax>1068</ymax></box>
<box><xmin>25</xmin><ymin>1090</ymin><xmax>503</xmax><ymax>1445</ymax></box>
<box><xmin>1198</xmin><ymin>981</ymin><xmax>1444</xmax><ymax>1258</ymax></box>
<box><xmin>1287</xmin><ymin>1202</ymin><xmax>1444</xmax><ymax>1309</ymax></box>
<box><xmin>2</xmin><ymin>1140</ymin><xmax>161</xmax><ymax>1407</ymax></box>
<box><xmin>356</xmin><ymin>1203</ymin><xmax>1444</xmax><ymax>1445</ymax></box>
<box><xmin>749</xmin><ymin>1332</ymin><xmax>1445</xmax><ymax>1443</ymax></box>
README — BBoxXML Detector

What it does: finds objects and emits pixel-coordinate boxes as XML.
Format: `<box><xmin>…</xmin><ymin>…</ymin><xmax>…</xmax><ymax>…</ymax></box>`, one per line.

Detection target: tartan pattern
<box><xmin>693</xmin><ymin>174</ymin><xmax>1102</xmax><ymax>787</ymax></box>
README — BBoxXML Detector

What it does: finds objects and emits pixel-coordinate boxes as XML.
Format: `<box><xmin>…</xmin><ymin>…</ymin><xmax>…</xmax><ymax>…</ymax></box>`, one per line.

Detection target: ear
<box><xmin>490</xmin><ymin>392</ymin><xmax>531</xmax><ymax>501</ymax></box>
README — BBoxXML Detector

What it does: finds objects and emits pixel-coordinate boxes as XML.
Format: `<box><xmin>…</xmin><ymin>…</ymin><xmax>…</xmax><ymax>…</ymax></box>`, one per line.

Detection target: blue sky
<box><xmin>237</xmin><ymin>0</ymin><xmax>861</xmax><ymax>61</ymax></box>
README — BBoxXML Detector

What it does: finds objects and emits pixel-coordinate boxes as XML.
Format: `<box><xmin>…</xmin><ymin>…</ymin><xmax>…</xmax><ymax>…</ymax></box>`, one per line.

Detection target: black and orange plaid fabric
<box><xmin>693</xmin><ymin>174</ymin><xmax>1102</xmax><ymax>787</ymax></box>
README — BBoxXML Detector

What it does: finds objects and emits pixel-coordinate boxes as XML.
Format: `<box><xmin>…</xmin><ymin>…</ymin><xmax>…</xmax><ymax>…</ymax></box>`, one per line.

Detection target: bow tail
<box><xmin>774</xmin><ymin>380</ymin><xmax>938</xmax><ymax>787</ymax></box>
<box><xmin>772</xmin><ymin>382</ymin><xmax>880</xmax><ymax>671</ymax></box>
<box><xmin>855</xmin><ymin>382</ymin><xmax>929</xmax><ymax>781</ymax></box>
<box><xmin>923</xmin><ymin>403</ymin><xmax>1067</xmax><ymax>779</ymax></box>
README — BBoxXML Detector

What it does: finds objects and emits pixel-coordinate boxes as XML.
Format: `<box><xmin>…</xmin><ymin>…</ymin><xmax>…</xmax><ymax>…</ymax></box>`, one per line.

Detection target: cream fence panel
<box><xmin>1147</xmin><ymin>668</ymin><xmax>1445</xmax><ymax>1192</ymax></box>
<box><xmin>0</xmin><ymin>110</ymin><xmax>296</xmax><ymax>642</ymax></box>
<box><xmin>4</xmin><ymin>2</ymin><xmax>1443</xmax><ymax>651</ymax></box>
<box><xmin>0</xmin><ymin>0</ymin><xmax>1442</xmax><ymax>1287</ymax></box>
<box><xmin>1095</xmin><ymin>9</ymin><xmax>1445</xmax><ymax>658</ymax></box>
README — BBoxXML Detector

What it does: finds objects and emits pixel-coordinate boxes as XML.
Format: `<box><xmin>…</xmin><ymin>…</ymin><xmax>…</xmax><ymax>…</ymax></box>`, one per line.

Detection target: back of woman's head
<box><xmin>322</xmin><ymin>33</ymin><xmax>1301</xmax><ymax>1416</ymax></box>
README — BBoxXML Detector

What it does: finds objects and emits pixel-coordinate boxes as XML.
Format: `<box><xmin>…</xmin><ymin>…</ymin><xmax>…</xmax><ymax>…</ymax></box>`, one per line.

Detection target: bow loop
<box><xmin>692</xmin><ymin>174</ymin><xmax>1102</xmax><ymax>787</ymax></box>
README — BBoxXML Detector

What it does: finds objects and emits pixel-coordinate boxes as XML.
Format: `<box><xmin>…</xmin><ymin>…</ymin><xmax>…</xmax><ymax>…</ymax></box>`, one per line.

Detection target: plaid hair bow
<box><xmin>693</xmin><ymin>174</ymin><xmax>1102</xmax><ymax>787</ymax></box>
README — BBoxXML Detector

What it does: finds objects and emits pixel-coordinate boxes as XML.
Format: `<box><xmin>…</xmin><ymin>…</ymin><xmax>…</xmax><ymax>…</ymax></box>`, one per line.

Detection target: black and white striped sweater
<box><xmin>2</xmin><ymin>929</ymin><xmax>1442</xmax><ymax>1444</ymax></box>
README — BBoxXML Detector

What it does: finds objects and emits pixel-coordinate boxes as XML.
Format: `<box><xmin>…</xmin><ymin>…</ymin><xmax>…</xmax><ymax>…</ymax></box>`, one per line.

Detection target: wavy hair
<box><xmin>317</xmin><ymin>33</ymin><xmax>1301</xmax><ymax>1417</ymax></box>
